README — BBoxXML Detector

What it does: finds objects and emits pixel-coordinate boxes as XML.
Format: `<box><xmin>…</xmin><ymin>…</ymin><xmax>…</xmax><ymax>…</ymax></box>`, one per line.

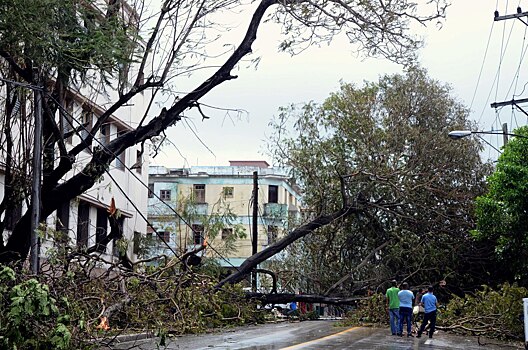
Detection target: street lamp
<box><xmin>448</xmin><ymin>130</ymin><xmax>528</xmax><ymax>141</ymax></box>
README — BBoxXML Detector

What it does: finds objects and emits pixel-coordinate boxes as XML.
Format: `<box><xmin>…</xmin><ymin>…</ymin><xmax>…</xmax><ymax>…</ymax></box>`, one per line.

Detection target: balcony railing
<box><xmin>187</xmin><ymin>203</ymin><xmax>208</xmax><ymax>216</ymax></box>
<box><xmin>263</xmin><ymin>203</ymin><xmax>288</xmax><ymax>217</ymax></box>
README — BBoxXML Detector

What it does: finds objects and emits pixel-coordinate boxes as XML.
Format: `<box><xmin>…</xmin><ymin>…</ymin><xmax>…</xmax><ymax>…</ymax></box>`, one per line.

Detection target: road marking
<box><xmin>279</xmin><ymin>326</ymin><xmax>360</xmax><ymax>349</ymax></box>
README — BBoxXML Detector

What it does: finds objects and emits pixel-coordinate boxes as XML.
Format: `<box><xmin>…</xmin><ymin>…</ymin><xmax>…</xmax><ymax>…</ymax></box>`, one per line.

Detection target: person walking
<box><xmin>417</xmin><ymin>285</ymin><xmax>439</xmax><ymax>339</ymax></box>
<box><xmin>385</xmin><ymin>280</ymin><xmax>400</xmax><ymax>335</ymax></box>
<box><xmin>413</xmin><ymin>288</ymin><xmax>425</xmax><ymax>333</ymax></box>
<box><xmin>397</xmin><ymin>282</ymin><xmax>414</xmax><ymax>337</ymax></box>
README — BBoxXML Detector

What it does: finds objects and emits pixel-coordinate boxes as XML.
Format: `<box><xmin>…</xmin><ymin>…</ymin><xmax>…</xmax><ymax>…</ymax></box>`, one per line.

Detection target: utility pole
<box><xmin>502</xmin><ymin>122</ymin><xmax>509</xmax><ymax>146</ymax></box>
<box><xmin>491</xmin><ymin>8</ymin><xmax>528</xmax><ymax>121</ymax></box>
<box><xmin>251</xmin><ymin>171</ymin><xmax>258</xmax><ymax>292</ymax></box>
<box><xmin>30</xmin><ymin>76</ymin><xmax>42</xmax><ymax>275</ymax></box>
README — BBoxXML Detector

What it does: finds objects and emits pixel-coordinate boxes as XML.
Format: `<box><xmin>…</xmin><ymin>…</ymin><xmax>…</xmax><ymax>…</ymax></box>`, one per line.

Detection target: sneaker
<box><xmin>392</xmin><ymin>333</ymin><xmax>396</xmax><ymax>336</ymax></box>
<box><xmin>397</xmin><ymin>333</ymin><xmax>402</xmax><ymax>337</ymax></box>
<box><xmin>407</xmin><ymin>334</ymin><xmax>414</xmax><ymax>337</ymax></box>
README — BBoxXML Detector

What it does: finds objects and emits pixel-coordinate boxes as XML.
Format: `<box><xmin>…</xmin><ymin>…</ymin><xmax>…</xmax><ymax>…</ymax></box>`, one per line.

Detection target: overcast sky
<box><xmin>149</xmin><ymin>1</ymin><xmax>528</xmax><ymax>168</ymax></box>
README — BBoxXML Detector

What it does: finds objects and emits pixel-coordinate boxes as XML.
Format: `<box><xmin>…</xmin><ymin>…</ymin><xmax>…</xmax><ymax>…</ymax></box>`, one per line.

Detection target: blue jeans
<box><xmin>399</xmin><ymin>307</ymin><xmax>412</xmax><ymax>335</ymax></box>
<box><xmin>389</xmin><ymin>308</ymin><xmax>400</xmax><ymax>334</ymax></box>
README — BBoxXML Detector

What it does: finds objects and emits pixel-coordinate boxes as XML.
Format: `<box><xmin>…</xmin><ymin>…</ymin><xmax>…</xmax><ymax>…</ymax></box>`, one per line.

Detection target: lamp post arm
<box><xmin>448</xmin><ymin>130</ymin><xmax>528</xmax><ymax>140</ymax></box>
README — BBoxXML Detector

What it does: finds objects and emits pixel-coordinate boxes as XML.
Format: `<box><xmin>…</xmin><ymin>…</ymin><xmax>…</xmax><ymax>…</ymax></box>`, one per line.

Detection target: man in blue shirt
<box><xmin>417</xmin><ymin>285</ymin><xmax>439</xmax><ymax>338</ymax></box>
<box><xmin>397</xmin><ymin>282</ymin><xmax>414</xmax><ymax>337</ymax></box>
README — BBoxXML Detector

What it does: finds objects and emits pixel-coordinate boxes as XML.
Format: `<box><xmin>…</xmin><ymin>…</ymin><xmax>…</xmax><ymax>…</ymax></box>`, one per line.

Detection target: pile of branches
<box><xmin>0</xmin><ymin>251</ymin><xmax>263</xmax><ymax>349</ymax></box>
<box><xmin>343</xmin><ymin>283</ymin><xmax>526</xmax><ymax>342</ymax></box>
<box><xmin>439</xmin><ymin>282</ymin><xmax>526</xmax><ymax>340</ymax></box>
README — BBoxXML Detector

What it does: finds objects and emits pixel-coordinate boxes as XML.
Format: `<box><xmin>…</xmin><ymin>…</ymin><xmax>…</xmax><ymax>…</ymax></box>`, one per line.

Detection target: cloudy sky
<box><xmin>149</xmin><ymin>1</ymin><xmax>528</xmax><ymax>168</ymax></box>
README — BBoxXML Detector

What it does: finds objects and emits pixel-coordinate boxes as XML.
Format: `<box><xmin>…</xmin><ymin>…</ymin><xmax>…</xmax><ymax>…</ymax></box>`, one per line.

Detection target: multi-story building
<box><xmin>147</xmin><ymin>161</ymin><xmax>301</xmax><ymax>269</ymax></box>
<box><xmin>0</xmin><ymin>1</ymin><xmax>149</xmax><ymax>266</ymax></box>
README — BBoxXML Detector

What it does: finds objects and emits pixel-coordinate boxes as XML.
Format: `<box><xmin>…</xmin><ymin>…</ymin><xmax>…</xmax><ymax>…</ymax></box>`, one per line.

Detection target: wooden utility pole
<box><xmin>502</xmin><ymin>123</ymin><xmax>509</xmax><ymax>146</ymax></box>
<box><xmin>30</xmin><ymin>79</ymin><xmax>42</xmax><ymax>274</ymax></box>
<box><xmin>252</xmin><ymin>171</ymin><xmax>258</xmax><ymax>291</ymax></box>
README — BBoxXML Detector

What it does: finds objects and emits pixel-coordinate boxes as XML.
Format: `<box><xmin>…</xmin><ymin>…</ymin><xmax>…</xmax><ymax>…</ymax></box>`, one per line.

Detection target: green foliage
<box><xmin>345</xmin><ymin>284</ymin><xmax>526</xmax><ymax>341</ymax></box>
<box><xmin>343</xmin><ymin>294</ymin><xmax>387</xmax><ymax>326</ymax></box>
<box><xmin>268</xmin><ymin>67</ymin><xmax>492</xmax><ymax>295</ymax></box>
<box><xmin>441</xmin><ymin>283</ymin><xmax>526</xmax><ymax>340</ymax></box>
<box><xmin>473</xmin><ymin>126</ymin><xmax>528</xmax><ymax>282</ymax></box>
<box><xmin>0</xmin><ymin>267</ymin><xmax>71</xmax><ymax>350</ymax></box>
<box><xmin>299</xmin><ymin>310</ymin><xmax>320</xmax><ymax>321</ymax></box>
<box><xmin>0</xmin><ymin>0</ymin><xmax>136</xmax><ymax>77</ymax></box>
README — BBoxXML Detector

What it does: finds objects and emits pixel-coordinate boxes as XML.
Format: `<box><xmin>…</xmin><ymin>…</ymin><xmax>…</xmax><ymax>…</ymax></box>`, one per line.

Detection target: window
<box><xmin>159</xmin><ymin>231</ymin><xmax>170</xmax><ymax>243</ymax></box>
<box><xmin>148</xmin><ymin>184</ymin><xmax>154</xmax><ymax>198</ymax></box>
<box><xmin>116</xmin><ymin>150</ymin><xmax>126</xmax><ymax>170</ymax></box>
<box><xmin>135</xmin><ymin>150</ymin><xmax>142</xmax><ymax>174</ymax></box>
<box><xmin>268</xmin><ymin>185</ymin><xmax>278</xmax><ymax>203</ymax></box>
<box><xmin>5</xmin><ymin>202</ymin><xmax>22</xmax><ymax>231</ymax></box>
<box><xmin>99</xmin><ymin>123</ymin><xmax>110</xmax><ymax>147</ymax></box>
<box><xmin>80</xmin><ymin>107</ymin><xmax>93</xmax><ymax>151</ymax></box>
<box><xmin>193</xmin><ymin>184</ymin><xmax>206</xmax><ymax>203</ymax></box>
<box><xmin>55</xmin><ymin>200</ymin><xmax>70</xmax><ymax>243</ymax></box>
<box><xmin>192</xmin><ymin>224</ymin><xmax>204</xmax><ymax>245</ymax></box>
<box><xmin>61</xmin><ymin>98</ymin><xmax>74</xmax><ymax>144</ymax></box>
<box><xmin>160</xmin><ymin>189</ymin><xmax>171</xmax><ymax>201</ymax></box>
<box><xmin>115</xmin><ymin>129</ymin><xmax>126</xmax><ymax>170</ymax></box>
<box><xmin>222</xmin><ymin>228</ymin><xmax>233</xmax><ymax>240</ymax></box>
<box><xmin>77</xmin><ymin>201</ymin><xmax>90</xmax><ymax>248</ymax></box>
<box><xmin>223</xmin><ymin>187</ymin><xmax>234</xmax><ymax>199</ymax></box>
<box><xmin>133</xmin><ymin>231</ymin><xmax>141</xmax><ymax>255</ymax></box>
<box><xmin>112</xmin><ymin>217</ymin><xmax>125</xmax><ymax>257</ymax></box>
<box><xmin>95</xmin><ymin>207</ymin><xmax>108</xmax><ymax>252</ymax></box>
<box><xmin>267</xmin><ymin>225</ymin><xmax>278</xmax><ymax>245</ymax></box>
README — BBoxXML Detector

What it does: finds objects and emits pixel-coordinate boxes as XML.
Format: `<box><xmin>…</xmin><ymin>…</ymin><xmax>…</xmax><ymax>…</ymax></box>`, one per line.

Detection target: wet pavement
<box><xmin>105</xmin><ymin>320</ymin><xmax>523</xmax><ymax>349</ymax></box>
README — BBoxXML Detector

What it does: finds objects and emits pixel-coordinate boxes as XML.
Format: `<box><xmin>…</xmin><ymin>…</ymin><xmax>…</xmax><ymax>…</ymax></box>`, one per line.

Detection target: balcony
<box><xmin>187</xmin><ymin>203</ymin><xmax>208</xmax><ymax>216</ymax></box>
<box><xmin>263</xmin><ymin>203</ymin><xmax>288</xmax><ymax>217</ymax></box>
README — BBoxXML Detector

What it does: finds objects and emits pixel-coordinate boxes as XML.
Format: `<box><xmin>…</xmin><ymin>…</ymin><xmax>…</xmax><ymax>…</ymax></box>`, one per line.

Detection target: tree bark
<box><xmin>215</xmin><ymin>206</ymin><xmax>358</xmax><ymax>289</ymax></box>
<box><xmin>0</xmin><ymin>0</ymin><xmax>279</xmax><ymax>264</ymax></box>
<box><xmin>246</xmin><ymin>292</ymin><xmax>367</xmax><ymax>305</ymax></box>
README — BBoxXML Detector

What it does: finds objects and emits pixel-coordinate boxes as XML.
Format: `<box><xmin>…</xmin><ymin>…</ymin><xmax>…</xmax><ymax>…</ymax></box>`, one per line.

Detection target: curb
<box><xmin>96</xmin><ymin>331</ymin><xmax>155</xmax><ymax>347</ymax></box>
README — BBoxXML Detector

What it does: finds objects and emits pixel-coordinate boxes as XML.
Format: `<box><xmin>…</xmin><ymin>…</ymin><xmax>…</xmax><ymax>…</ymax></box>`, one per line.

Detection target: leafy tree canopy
<box><xmin>268</xmin><ymin>67</ymin><xmax>493</xmax><ymax>295</ymax></box>
<box><xmin>473</xmin><ymin>126</ymin><xmax>528</xmax><ymax>283</ymax></box>
<box><xmin>0</xmin><ymin>0</ymin><xmax>133</xmax><ymax>78</ymax></box>
<box><xmin>0</xmin><ymin>0</ymin><xmax>449</xmax><ymax>268</ymax></box>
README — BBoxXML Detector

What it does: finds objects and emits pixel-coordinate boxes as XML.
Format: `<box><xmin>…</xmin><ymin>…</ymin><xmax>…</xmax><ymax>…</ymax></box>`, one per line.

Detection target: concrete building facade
<box><xmin>0</xmin><ymin>1</ymin><xmax>149</xmax><ymax>266</ymax></box>
<box><xmin>147</xmin><ymin>161</ymin><xmax>301</xmax><ymax>268</ymax></box>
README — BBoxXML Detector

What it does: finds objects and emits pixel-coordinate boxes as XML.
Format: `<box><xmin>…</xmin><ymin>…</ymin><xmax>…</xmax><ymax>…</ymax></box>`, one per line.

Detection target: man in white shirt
<box><xmin>397</xmin><ymin>282</ymin><xmax>414</xmax><ymax>337</ymax></box>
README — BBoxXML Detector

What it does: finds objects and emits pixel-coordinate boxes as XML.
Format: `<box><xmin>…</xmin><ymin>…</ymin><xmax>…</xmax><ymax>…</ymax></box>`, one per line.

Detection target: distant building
<box><xmin>147</xmin><ymin>161</ymin><xmax>302</xmax><ymax>269</ymax></box>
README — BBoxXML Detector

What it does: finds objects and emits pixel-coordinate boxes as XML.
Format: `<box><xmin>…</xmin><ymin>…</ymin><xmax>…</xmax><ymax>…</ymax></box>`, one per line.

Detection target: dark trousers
<box><xmin>418</xmin><ymin>310</ymin><xmax>437</xmax><ymax>338</ymax></box>
<box><xmin>398</xmin><ymin>307</ymin><xmax>412</xmax><ymax>335</ymax></box>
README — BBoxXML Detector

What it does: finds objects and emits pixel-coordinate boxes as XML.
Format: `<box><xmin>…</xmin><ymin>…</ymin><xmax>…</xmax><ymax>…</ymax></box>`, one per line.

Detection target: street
<box><xmin>106</xmin><ymin>320</ymin><xmax>521</xmax><ymax>349</ymax></box>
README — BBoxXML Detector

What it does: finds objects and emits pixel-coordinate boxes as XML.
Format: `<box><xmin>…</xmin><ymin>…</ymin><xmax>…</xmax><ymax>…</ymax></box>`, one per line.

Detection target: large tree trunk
<box><xmin>215</xmin><ymin>206</ymin><xmax>359</xmax><ymax>289</ymax></box>
<box><xmin>0</xmin><ymin>0</ymin><xmax>279</xmax><ymax>264</ymax></box>
<box><xmin>246</xmin><ymin>292</ymin><xmax>366</xmax><ymax>305</ymax></box>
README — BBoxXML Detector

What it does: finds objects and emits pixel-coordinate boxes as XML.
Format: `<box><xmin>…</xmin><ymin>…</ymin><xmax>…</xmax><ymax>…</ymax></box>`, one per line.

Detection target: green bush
<box><xmin>342</xmin><ymin>283</ymin><xmax>527</xmax><ymax>341</ymax></box>
<box><xmin>343</xmin><ymin>293</ymin><xmax>387</xmax><ymax>327</ymax></box>
<box><xmin>440</xmin><ymin>282</ymin><xmax>526</xmax><ymax>340</ymax></box>
<box><xmin>0</xmin><ymin>266</ymin><xmax>71</xmax><ymax>350</ymax></box>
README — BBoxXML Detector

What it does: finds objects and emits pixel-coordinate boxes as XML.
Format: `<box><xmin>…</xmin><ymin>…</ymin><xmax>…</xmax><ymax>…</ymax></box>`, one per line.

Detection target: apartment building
<box><xmin>147</xmin><ymin>161</ymin><xmax>302</xmax><ymax>268</ymax></box>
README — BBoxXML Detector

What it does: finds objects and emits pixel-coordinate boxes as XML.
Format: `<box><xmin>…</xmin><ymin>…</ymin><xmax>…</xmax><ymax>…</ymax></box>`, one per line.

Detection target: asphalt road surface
<box><xmin>106</xmin><ymin>320</ymin><xmax>522</xmax><ymax>349</ymax></box>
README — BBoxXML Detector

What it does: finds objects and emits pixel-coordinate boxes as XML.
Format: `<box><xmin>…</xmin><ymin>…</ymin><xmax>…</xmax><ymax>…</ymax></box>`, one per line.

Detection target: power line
<box><xmin>43</xmin><ymin>90</ymin><xmax>241</xmax><ymax>271</ymax></box>
<box><xmin>470</xmin><ymin>20</ymin><xmax>495</xmax><ymax>111</ymax></box>
<box><xmin>0</xmin><ymin>76</ymin><xmax>255</xmax><ymax>276</ymax></box>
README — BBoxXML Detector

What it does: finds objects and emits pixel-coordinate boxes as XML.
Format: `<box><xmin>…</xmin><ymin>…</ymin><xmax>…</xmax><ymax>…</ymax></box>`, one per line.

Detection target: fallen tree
<box><xmin>0</xmin><ymin>0</ymin><xmax>448</xmax><ymax>266</ymax></box>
